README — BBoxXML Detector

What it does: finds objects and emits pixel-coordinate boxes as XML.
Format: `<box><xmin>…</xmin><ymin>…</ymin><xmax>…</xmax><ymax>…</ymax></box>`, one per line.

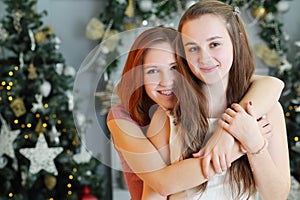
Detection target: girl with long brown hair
<box><xmin>107</xmin><ymin>25</ymin><xmax>284</xmax><ymax>199</ymax></box>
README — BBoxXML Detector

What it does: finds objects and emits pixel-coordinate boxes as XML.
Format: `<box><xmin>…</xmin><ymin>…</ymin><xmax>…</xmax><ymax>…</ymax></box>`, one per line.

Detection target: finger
<box><xmin>218</xmin><ymin>119</ymin><xmax>230</xmax><ymax>132</ymax></box>
<box><xmin>231</xmin><ymin>103</ymin><xmax>244</xmax><ymax>112</ymax></box>
<box><xmin>212</xmin><ymin>154</ymin><xmax>222</xmax><ymax>174</ymax></box>
<box><xmin>219</xmin><ymin>154</ymin><xmax>227</xmax><ymax>171</ymax></box>
<box><xmin>193</xmin><ymin>148</ymin><xmax>204</xmax><ymax>158</ymax></box>
<box><xmin>201</xmin><ymin>155</ymin><xmax>211</xmax><ymax>179</ymax></box>
<box><xmin>225</xmin><ymin>107</ymin><xmax>236</xmax><ymax>117</ymax></box>
<box><xmin>222</xmin><ymin>113</ymin><xmax>233</xmax><ymax>124</ymax></box>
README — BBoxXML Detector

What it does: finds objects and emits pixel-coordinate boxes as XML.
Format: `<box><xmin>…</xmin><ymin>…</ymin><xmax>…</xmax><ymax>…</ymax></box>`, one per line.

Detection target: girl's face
<box><xmin>181</xmin><ymin>14</ymin><xmax>233</xmax><ymax>85</ymax></box>
<box><xmin>143</xmin><ymin>42</ymin><xmax>178</xmax><ymax>110</ymax></box>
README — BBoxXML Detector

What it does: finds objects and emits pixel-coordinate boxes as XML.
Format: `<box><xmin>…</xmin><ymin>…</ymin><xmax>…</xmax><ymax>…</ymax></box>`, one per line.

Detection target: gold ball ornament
<box><xmin>34</xmin><ymin>31</ymin><xmax>47</xmax><ymax>44</ymax></box>
<box><xmin>44</xmin><ymin>175</ymin><xmax>57</xmax><ymax>191</ymax></box>
<box><xmin>252</xmin><ymin>5</ymin><xmax>267</xmax><ymax>19</ymax></box>
<box><xmin>10</xmin><ymin>97</ymin><xmax>26</xmax><ymax>117</ymax></box>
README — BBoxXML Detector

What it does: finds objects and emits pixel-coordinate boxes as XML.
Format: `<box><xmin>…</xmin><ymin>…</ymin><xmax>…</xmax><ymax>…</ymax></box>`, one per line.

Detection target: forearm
<box><xmin>247</xmin><ymin>151</ymin><xmax>290</xmax><ymax>200</ymax></box>
<box><xmin>247</xmin><ymin>103</ymin><xmax>290</xmax><ymax>199</ymax></box>
<box><xmin>138</xmin><ymin>144</ymin><xmax>244</xmax><ymax>196</ymax></box>
<box><xmin>240</xmin><ymin>75</ymin><xmax>284</xmax><ymax>118</ymax></box>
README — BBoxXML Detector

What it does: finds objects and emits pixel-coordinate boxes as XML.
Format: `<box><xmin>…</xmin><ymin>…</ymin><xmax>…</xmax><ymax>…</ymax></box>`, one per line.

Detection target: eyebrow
<box><xmin>184</xmin><ymin>36</ymin><xmax>223</xmax><ymax>46</ymax></box>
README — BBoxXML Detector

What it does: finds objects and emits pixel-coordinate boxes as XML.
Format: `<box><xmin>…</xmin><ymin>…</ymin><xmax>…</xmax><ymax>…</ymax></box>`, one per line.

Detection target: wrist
<box><xmin>241</xmin><ymin>139</ymin><xmax>268</xmax><ymax>155</ymax></box>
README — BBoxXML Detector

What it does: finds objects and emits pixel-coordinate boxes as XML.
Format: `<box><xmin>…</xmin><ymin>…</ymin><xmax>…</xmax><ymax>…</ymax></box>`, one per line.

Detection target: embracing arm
<box><xmin>242</xmin><ymin>75</ymin><xmax>284</xmax><ymax>118</ymax></box>
<box><xmin>107</xmin><ymin>114</ymin><xmax>231</xmax><ymax>196</ymax></box>
<box><xmin>247</xmin><ymin>102</ymin><xmax>290</xmax><ymax>199</ymax></box>
<box><xmin>194</xmin><ymin>75</ymin><xmax>284</xmax><ymax>179</ymax></box>
<box><xmin>220</xmin><ymin>102</ymin><xmax>290</xmax><ymax>200</ymax></box>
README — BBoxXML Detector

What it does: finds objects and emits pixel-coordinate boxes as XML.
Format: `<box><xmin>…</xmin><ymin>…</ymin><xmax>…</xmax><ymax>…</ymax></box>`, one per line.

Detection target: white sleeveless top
<box><xmin>168</xmin><ymin>118</ymin><xmax>259</xmax><ymax>200</ymax></box>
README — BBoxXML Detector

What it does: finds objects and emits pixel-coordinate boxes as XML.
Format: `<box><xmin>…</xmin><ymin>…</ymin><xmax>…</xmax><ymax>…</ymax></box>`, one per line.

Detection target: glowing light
<box><xmin>8</xmin><ymin>71</ymin><xmax>13</xmax><ymax>76</ymax></box>
<box><xmin>69</xmin><ymin>175</ymin><xmax>73</xmax><ymax>180</ymax></box>
<box><xmin>14</xmin><ymin>119</ymin><xmax>18</xmax><ymax>124</ymax></box>
<box><xmin>295</xmin><ymin>137</ymin><xmax>299</xmax><ymax>142</ymax></box>
<box><xmin>1</xmin><ymin>81</ymin><xmax>5</xmax><ymax>86</ymax></box>
<box><xmin>21</xmin><ymin>124</ymin><xmax>26</xmax><ymax>128</ymax></box>
<box><xmin>27</xmin><ymin>123</ymin><xmax>32</xmax><ymax>128</ymax></box>
<box><xmin>289</xmin><ymin>106</ymin><xmax>293</xmax><ymax>110</ymax></box>
<box><xmin>45</xmin><ymin>116</ymin><xmax>49</xmax><ymax>120</ymax></box>
<box><xmin>36</xmin><ymin>113</ymin><xmax>40</xmax><ymax>118</ymax></box>
<box><xmin>49</xmin><ymin>198</ymin><xmax>54</xmax><ymax>200</ymax></box>
<box><xmin>57</xmin><ymin>120</ymin><xmax>62</xmax><ymax>125</ymax></box>
<box><xmin>68</xmin><ymin>191</ymin><xmax>72</xmax><ymax>195</ymax></box>
<box><xmin>42</xmin><ymin>123</ymin><xmax>47</xmax><ymax>128</ymax></box>
<box><xmin>285</xmin><ymin>112</ymin><xmax>290</xmax><ymax>117</ymax></box>
<box><xmin>72</xmin><ymin>168</ymin><xmax>77</xmax><ymax>172</ymax></box>
<box><xmin>67</xmin><ymin>183</ymin><xmax>72</xmax><ymax>188</ymax></box>
<box><xmin>44</xmin><ymin>104</ymin><xmax>49</xmax><ymax>108</ymax></box>
<box><xmin>8</xmin><ymin>193</ymin><xmax>13</xmax><ymax>197</ymax></box>
<box><xmin>24</xmin><ymin>134</ymin><xmax>29</xmax><ymax>139</ymax></box>
<box><xmin>8</xmin><ymin>96</ymin><xmax>13</xmax><ymax>101</ymax></box>
<box><xmin>8</xmin><ymin>82</ymin><xmax>13</xmax><ymax>86</ymax></box>
<box><xmin>6</xmin><ymin>86</ymin><xmax>11</xmax><ymax>90</ymax></box>
<box><xmin>14</xmin><ymin>66</ymin><xmax>19</xmax><ymax>70</ymax></box>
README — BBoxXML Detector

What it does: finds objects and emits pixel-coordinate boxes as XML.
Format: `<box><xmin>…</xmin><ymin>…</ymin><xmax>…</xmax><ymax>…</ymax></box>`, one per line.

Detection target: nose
<box><xmin>159</xmin><ymin>68</ymin><xmax>175</xmax><ymax>87</ymax></box>
<box><xmin>198</xmin><ymin>49</ymin><xmax>213</xmax><ymax>65</ymax></box>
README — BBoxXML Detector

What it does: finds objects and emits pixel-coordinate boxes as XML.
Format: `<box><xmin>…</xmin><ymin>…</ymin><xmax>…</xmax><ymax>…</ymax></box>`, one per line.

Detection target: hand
<box><xmin>193</xmin><ymin>126</ymin><xmax>234</xmax><ymax>179</ymax></box>
<box><xmin>219</xmin><ymin>102</ymin><xmax>264</xmax><ymax>153</ymax></box>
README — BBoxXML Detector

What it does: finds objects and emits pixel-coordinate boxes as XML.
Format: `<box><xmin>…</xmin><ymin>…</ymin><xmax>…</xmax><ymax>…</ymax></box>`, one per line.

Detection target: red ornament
<box><xmin>79</xmin><ymin>186</ymin><xmax>98</xmax><ymax>200</ymax></box>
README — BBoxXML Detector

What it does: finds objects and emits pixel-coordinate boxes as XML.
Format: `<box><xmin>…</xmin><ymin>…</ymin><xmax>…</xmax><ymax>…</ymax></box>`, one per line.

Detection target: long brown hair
<box><xmin>176</xmin><ymin>0</ymin><xmax>255</xmax><ymax>198</ymax></box>
<box><xmin>117</xmin><ymin>26</ymin><xmax>178</xmax><ymax>126</ymax></box>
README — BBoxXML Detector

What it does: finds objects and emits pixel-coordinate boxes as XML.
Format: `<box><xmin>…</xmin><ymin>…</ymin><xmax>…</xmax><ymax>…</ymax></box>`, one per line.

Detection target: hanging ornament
<box><xmin>73</xmin><ymin>137</ymin><xmax>92</xmax><ymax>164</ymax></box>
<box><xmin>138</xmin><ymin>0</ymin><xmax>153</xmax><ymax>12</ymax></box>
<box><xmin>19</xmin><ymin>52</ymin><xmax>24</xmax><ymax>69</ymax></box>
<box><xmin>48</xmin><ymin>125</ymin><xmax>61</xmax><ymax>144</ymax></box>
<box><xmin>44</xmin><ymin>175</ymin><xmax>57</xmax><ymax>191</ymax></box>
<box><xmin>28</xmin><ymin>29</ymin><xmax>36</xmax><ymax>51</ymax></box>
<box><xmin>64</xmin><ymin>66</ymin><xmax>76</xmax><ymax>77</ymax></box>
<box><xmin>252</xmin><ymin>5</ymin><xmax>267</xmax><ymax>19</ymax></box>
<box><xmin>103</xmin><ymin>30</ymin><xmax>121</xmax><ymax>52</ymax></box>
<box><xmin>79</xmin><ymin>186</ymin><xmax>98</xmax><ymax>200</ymax></box>
<box><xmin>125</xmin><ymin>0</ymin><xmax>135</xmax><ymax>17</ymax></box>
<box><xmin>0</xmin><ymin>24</ymin><xmax>9</xmax><ymax>42</ymax></box>
<box><xmin>35</xmin><ymin>119</ymin><xmax>46</xmax><ymax>133</ymax></box>
<box><xmin>0</xmin><ymin>156</ymin><xmax>8</xmax><ymax>169</ymax></box>
<box><xmin>85</xmin><ymin>17</ymin><xmax>105</xmax><ymax>40</ymax></box>
<box><xmin>34</xmin><ymin>30</ymin><xmax>47</xmax><ymax>44</ymax></box>
<box><xmin>28</xmin><ymin>62</ymin><xmax>38</xmax><ymax>79</ymax></box>
<box><xmin>65</xmin><ymin>90</ymin><xmax>74</xmax><ymax>111</ymax></box>
<box><xmin>19</xmin><ymin>134</ymin><xmax>63</xmax><ymax>175</ymax></box>
<box><xmin>55</xmin><ymin>63</ymin><xmax>64</xmax><ymax>75</ymax></box>
<box><xmin>39</xmin><ymin>80</ymin><xmax>51</xmax><ymax>97</ymax></box>
<box><xmin>276</xmin><ymin>1</ymin><xmax>290</xmax><ymax>13</ymax></box>
<box><xmin>31</xmin><ymin>94</ymin><xmax>45</xmax><ymax>113</ymax></box>
<box><xmin>12</xmin><ymin>10</ymin><xmax>24</xmax><ymax>32</ymax></box>
<box><xmin>10</xmin><ymin>97</ymin><xmax>26</xmax><ymax>117</ymax></box>
<box><xmin>0</xmin><ymin>114</ymin><xmax>20</xmax><ymax>159</ymax></box>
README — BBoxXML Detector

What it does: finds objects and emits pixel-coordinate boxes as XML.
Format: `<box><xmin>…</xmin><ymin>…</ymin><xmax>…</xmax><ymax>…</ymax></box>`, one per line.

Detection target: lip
<box><xmin>200</xmin><ymin>66</ymin><xmax>218</xmax><ymax>73</ymax></box>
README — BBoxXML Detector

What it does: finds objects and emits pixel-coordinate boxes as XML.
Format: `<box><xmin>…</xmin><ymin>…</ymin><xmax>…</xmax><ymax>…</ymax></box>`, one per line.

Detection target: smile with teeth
<box><xmin>159</xmin><ymin>90</ymin><xmax>173</xmax><ymax>96</ymax></box>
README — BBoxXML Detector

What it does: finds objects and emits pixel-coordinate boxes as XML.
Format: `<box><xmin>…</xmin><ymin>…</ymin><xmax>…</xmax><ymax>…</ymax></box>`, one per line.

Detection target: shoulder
<box><xmin>107</xmin><ymin>104</ymin><xmax>139</xmax><ymax>125</ymax></box>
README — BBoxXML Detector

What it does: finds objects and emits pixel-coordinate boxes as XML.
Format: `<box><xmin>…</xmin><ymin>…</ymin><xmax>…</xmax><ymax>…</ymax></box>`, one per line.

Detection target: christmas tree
<box><xmin>0</xmin><ymin>0</ymin><xmax>106</xmax><ymax>199</ymax></box>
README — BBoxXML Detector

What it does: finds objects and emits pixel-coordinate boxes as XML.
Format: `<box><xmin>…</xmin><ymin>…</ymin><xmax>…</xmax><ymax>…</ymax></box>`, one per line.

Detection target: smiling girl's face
<box><xmin>181</xmin><ymin>14</ymin><xmax>234</xmax><ymax>85</ymax></box>
<box><xmin>143</xmin><ymin>42</ymin><xmax>178</xmax><ymax>110</ymax></box>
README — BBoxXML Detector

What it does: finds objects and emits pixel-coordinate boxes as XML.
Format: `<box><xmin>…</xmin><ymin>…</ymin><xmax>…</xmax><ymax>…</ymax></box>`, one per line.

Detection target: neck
<box><xmin>204</xmin><ymin>78</ymin><xmax>228</xmax><ymax>118</ymax></box>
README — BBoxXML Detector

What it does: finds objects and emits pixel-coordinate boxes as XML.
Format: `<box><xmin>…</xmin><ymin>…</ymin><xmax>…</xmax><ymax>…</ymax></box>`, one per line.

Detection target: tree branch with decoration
<box><xmin>86</xmin><ymin>0</ymin><xmax>300</xmax><ymax>195</ymax></box>
<box><xmin>0</xmin><ymin>0</ymin><xmax>106</xmax><ymax>199</ymax></box>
